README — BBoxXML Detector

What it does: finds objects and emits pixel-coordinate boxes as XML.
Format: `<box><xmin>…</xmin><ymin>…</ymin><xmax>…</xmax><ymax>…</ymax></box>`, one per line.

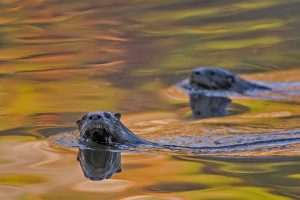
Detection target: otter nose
<box><xmin>88</xmin><ymin>114</ymin><xmax>101</xmax><ymax>120</ymax></box>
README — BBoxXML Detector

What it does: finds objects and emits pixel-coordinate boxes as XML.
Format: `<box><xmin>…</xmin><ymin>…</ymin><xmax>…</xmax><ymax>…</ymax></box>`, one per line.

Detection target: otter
<box><xmin>182</xmin><ymin>67</ymin><xmax>271</xmax><ymax>94</ymax></box>
<box><xmin>77</xmin><ymin>111</ymin><xmax>239</xmax><ymax>148</ymax></box>
<box><xmin>76</xmin><ymin>111</ymin><xmax>152</xmax><ymax>146</ymax></box>
<box><xmin>76</xmin><ymin>111</ymin><xmax>300</xmax><ymax>151</ymax></box>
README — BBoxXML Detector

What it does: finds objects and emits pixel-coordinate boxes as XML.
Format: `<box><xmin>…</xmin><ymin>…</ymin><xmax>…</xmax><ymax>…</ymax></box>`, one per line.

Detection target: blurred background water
<box><xmin>1</xmin><ymin>0</ymin><xmax>300</xmax><ymax>199</ymax></box>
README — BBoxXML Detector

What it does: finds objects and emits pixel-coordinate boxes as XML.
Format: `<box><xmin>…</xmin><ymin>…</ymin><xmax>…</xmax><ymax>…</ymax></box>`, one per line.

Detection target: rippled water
<box><xmin>1</xmin><ymin>0</ymin><xmax>300</xmax><ymax>199</ymax></box>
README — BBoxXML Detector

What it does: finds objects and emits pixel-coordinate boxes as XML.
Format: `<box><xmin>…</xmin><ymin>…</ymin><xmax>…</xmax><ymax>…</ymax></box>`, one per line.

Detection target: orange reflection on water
<box><xmin>1</xmin><ymin>0</ymin><xmax>300</xmax><ymax>199</ymax></box>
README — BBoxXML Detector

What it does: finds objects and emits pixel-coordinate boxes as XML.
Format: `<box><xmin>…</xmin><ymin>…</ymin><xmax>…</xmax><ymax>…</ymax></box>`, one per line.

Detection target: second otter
<box><xmin>182</xmin><ymin>67</ymin><xmax>271</xmax><ymax>94</ymax></box>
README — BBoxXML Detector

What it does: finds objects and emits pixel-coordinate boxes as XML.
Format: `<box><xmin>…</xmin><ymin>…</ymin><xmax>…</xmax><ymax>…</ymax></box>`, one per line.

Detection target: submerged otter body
<box><xmin>76</xmin><ymin>111</ymin><xmax>151</xmax><ymax>146</ymax></box>
<box><xmin>182</xmin><ymin>67</ymin><xmax>271</xmax><ymax>94</ymax></box>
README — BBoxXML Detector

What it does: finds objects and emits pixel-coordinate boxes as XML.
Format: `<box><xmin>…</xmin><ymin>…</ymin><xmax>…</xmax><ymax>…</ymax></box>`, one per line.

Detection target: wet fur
<box><xmin>77</xmin><ymin>111</ymin><xmax>150</xmax><ymax>146</ymax></box>
<box><xmin>189</xmin><ymin>67</ymin><xmax>270</xmax><ymax>93</ymax></box>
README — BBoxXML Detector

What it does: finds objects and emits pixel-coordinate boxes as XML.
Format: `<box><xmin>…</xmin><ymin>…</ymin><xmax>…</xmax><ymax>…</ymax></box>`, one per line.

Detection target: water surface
<box><xmin>1</xmin><ymin>0</ymin><xmax>300</xmax><ymax>199</ymax></box>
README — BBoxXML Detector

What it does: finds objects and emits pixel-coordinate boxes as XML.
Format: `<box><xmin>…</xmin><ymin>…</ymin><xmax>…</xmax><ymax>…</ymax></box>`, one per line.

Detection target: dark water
<box><xmin>1</xmin><ymin>0</ymin><xmax>300</xmax><ymax>199</ymax></box>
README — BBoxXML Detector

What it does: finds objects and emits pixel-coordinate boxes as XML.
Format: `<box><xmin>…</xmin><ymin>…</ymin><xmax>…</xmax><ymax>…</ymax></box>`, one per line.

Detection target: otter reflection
<box><xmin>77</xmin><ymin>147</ymin><xmax>122</xmax><ymax>181</ymax></box>
<box><xmin>189</xmin><ymin>93</ymin><xmax>231</xmax><ymax>119</ymax></box>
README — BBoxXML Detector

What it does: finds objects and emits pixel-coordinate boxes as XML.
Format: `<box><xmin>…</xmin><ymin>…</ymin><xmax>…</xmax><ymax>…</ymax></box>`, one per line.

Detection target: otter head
<box><xmin>76</xmin><ymin>111</ymin><xmax>122</xmax><ymax>145</ymax></box>
<box><xmin>190</xmin><ymin>67</ymin><xmax>236</xmax><ymax>90</ymax></box>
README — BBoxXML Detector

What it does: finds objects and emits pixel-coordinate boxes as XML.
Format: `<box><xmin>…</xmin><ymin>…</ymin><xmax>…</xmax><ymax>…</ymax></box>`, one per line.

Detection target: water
<box><xmin>1</xmin><ymin>0</ymin><xmax>300</xmax><ymax>199</ymax></box>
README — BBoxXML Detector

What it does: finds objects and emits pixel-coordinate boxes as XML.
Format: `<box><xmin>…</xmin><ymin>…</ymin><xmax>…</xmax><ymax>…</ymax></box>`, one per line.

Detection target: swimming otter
<box><xmin>76</xmin><ymin>111</ymin><xmax>300</xmax><ymax>151</ymax></box>
<box><xmin>182</xmin><ymin>67</ymin><xmax>271</xmax><ymax>94</ymax></box>
<box><xmin>76</xmin><ymin>111</ymin><xmax>152</xmax><ymax>146</ymax></box>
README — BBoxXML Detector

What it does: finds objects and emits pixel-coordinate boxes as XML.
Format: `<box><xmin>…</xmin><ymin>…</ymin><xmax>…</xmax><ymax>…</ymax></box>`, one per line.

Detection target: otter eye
<box><xmin>104</xmin><ymin>113</ymin><xmax>111</xmax><ymax>118</ymax></box>
<box><xmin>82</xmin><ymin>115</ymin><xmax>87</xmax><ymax>120</ymax></box>
<box><xmin>193</xmin><ymin>71</ymin><xmax>201</xmax><ymax>75</ymax></box>
<box><xmin>209</xmin><ymin>71</ymin><xmax>215</xmax><ymax>76</ymax></box>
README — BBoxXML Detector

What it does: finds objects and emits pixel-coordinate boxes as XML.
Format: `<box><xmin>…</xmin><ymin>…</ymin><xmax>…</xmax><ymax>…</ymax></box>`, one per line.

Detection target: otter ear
<box><xmin>226</xmin><ymin>76</ymin><xmax>235</xmax><ymax>84</ymax></box>
<box><xmin>114</xmin><ymin>113</ymin><xmax>121</xmax><ymax>120</ymax></box>
<box><xmin>76</xmin><ymin>120</ymin><xmax>81</xmax><ymax>129</ymax></box>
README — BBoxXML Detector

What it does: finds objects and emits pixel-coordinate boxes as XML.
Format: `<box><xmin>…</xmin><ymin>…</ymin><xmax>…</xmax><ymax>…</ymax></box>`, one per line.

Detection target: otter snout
<box><xmin>88</xmin><ymin>114</ymin><xmax>102</xmax><ymax>120</ymax></box>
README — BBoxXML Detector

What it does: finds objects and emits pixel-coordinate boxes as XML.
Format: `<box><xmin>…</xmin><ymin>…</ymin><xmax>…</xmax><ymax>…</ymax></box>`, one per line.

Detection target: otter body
<box><xmin>182</xmin><ymin>67</ymin><xmax>271</xmax><ymax>94</ymax></box>
<box><xmin>76</xmin><ymin>111</ymin><xmax>152</xmax><ymax>146</ymax></box>
<box><xmin>76</xmin><ymin>111</ymin><xmax>300</xmax><ymax>151</ymax></box>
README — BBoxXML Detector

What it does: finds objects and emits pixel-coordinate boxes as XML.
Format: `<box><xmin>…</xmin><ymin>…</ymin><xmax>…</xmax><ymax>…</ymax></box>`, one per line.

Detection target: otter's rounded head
<box><xmin>190</xmin><ymin>67</ymin><xmax>236</xmax><ymax>90</ymax></box>
<box><xmin>76</xmin><ymin>111</ymin><xmax>121</xmax><ymax>145</ymax></box>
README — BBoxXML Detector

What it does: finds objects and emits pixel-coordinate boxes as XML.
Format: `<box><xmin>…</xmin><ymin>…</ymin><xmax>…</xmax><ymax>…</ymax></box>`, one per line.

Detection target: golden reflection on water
<box><xmin>1</xmin><ymin>137</ymin><xmax>300</xmax><ymax>199</ymax></box>
<box><xmin>1</xmin><ymin>0</ymin><xmax>300</xmax><ymax>199</ymax></box>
